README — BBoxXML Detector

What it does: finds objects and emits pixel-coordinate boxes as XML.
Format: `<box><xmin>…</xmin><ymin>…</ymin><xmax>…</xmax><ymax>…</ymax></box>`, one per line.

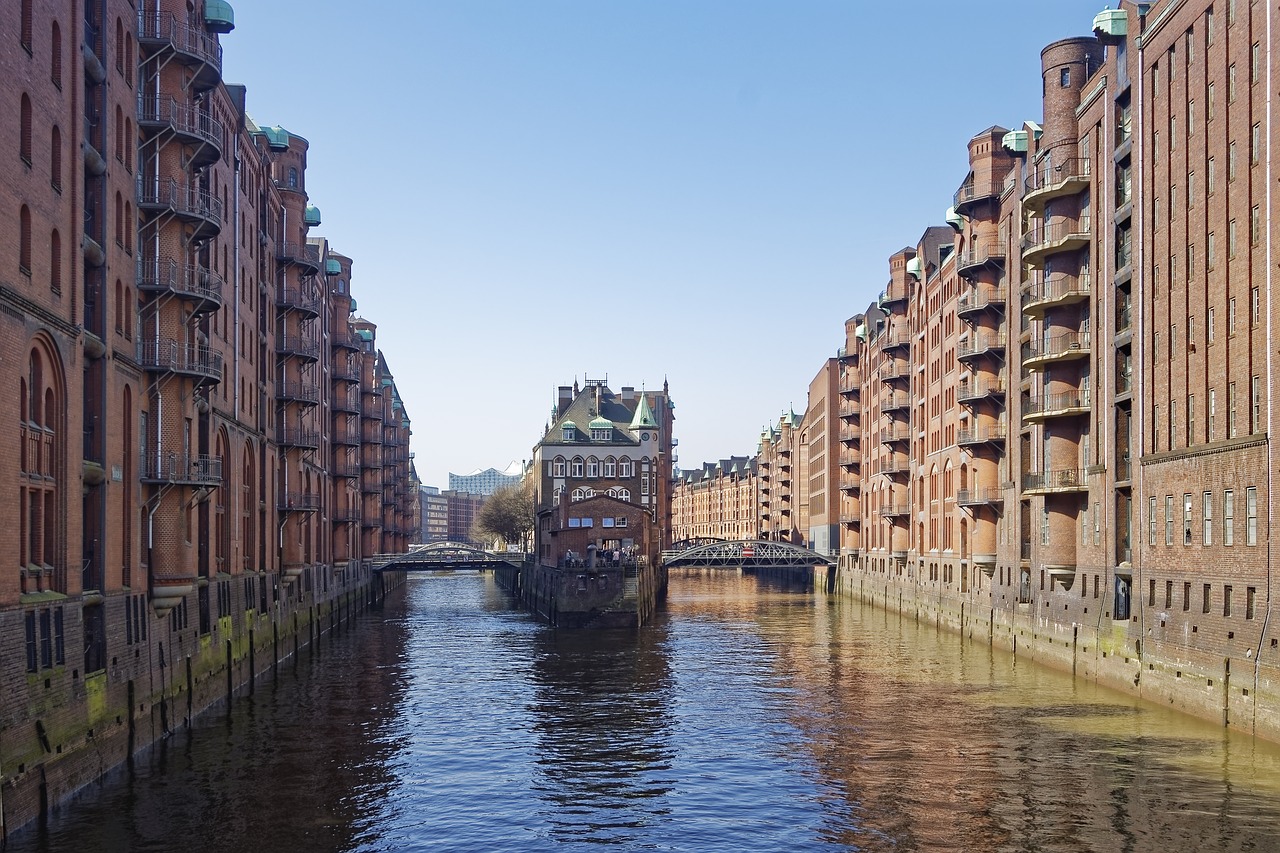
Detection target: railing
<box><xmin>136</xmin><ymin>11</ymin><xmax>222</xmax><ymax>73</ymax></box>
<box><xmin>1116</xmin><ymin>300</ymin><xmax>1133</xmax><ymax>334</ymax></box>
<box><xmin>136</xmin><ymin>256</ymin><xmax>224</xmax><ymax>308</ymax></box>
<box><xmin>882</xmin><ymin>392</ymin><xmax>910</xmax><ymax>411</ymax></box>
<box><xmin>276</xmin><ymin>334</ymin><xmax>320</xmax><ymax>359</ymax></box>
<box><xmin>957</xmin><ymin>287</ymin><xmax>1006</xmax><ymax>313</ymax></box>
<box><xmin>332</xmin><ymin>363</ymin><xmax>361</xmax><ymax>382</ymax></box>
<box><xmin>277</xmin><ymin>381</ymin><xmax>320</xmax><ymax>404</ymax></box>
<box><xmin>331</xmin><ymin>459</ymin><xmax>361</xmax><ymax>478</ymax></box>
<box><xmin>1023</xmin><ymin>390</ymin><xmax>1091</xmax><ymax>416</ymax></box>
<box><xmin>331</xmin><ymin>330</ymin><xmax>361</xmax><ymax>351</ymax></box>
<box><xmin>956</xmin><ymin>244</ymin><xmax>1007</xmax><ymax>273</ymax></box>
<box><xmin>332</xmin><ymin>393</ymin><xmax>360</xmax><ymax>413</ymax></box>
<box><xmin>332</xmin><ymin>426</ymin><xmax>361</xmax><ymax>445</ymax></box>
<box><xmin>1024</xmin><ymin>156</ymin><xmax>1092</xmax><ymax>196</ymax></box>
<box><xmin>136</xmin><ymin>94</ymin><xmax>223</xmax><ymax>151</ymax></box>
<box><xmin>880</xmin><ymin>363</ymin><xmax>910</xmax><ymax>381</ymax></box>
<box><xmin>957</xmin><ymin>379</ymin><xmax>1005</xmax><ymax>402</ymax></box>
<box><xmin>275</xmin><ymin>427</ymin><xmax>320</xmax><ymax>448</ymax></box>
<box><xmin>136</xmin><ymin>340</ymin><xmax>223</xmax><ymax>381</ymax></box>
<box><xmin>957</xmin><ymin>333</ymin><xmax>1005</xmax><ymax>359</ymax></box>
<box><xmin>879</xmin><ymin>504</ymin><xmax>911</xmax><ymax>517</ymax></box>
<box><xmin>140</xmin><ymin>452</ymin><xmax>222</xmax><ymax>485</ymax></box>
<box><xmin>954</xmin><ymin>176</ymin><xmax>1005</xmax><ymax>209</ymax></box>
<box><xmin>957</xmin><ymin>488</ymin><xmax>1003</xmax><ymax>506</ymax></box>
<box><xmin>277</xmin><ymin>241</ymin><xmax>321</xmax><ymax>270</ymax></box>
<box><xmin>1023</xmin><ymin>273</ymin><xmax>1090</xmax><ymax>311</ymax></box>
<box><xmin>135</xmin><ymin>176</ymin><xmax>223</xmax><ymax>228</ymax></box>
<box><xmin>362</xmin><ymin>401</ymin><xmax>384</xmax><ymax>420</ymax></box>
<box><xmin>879</xmin><ymin>330</ymin><xmax>909</xmax><ymax>350</ymax></box>
<box><xmin>276</xmin><ymin>284</ymin><xmax>322</xmax><ymax>315</ymax></box>
<box><xmin>1022</xmin><ymin>468</ymin><xmax>1089</xmax><ymax>491</ymax></box>
<box><xmin>278</xmin><ymin>492</ymin><xmax>321</xmax><ymax>511</ymax></box>
<box><xmin>957</xmin><ymin>426</ymin><xmax>1007</xmax><ymax>444</ymax></box>
<box><xmin>1022</xmin><ymin>331</ymin><xmax>1091</xmax><ymax>363</ymax></box>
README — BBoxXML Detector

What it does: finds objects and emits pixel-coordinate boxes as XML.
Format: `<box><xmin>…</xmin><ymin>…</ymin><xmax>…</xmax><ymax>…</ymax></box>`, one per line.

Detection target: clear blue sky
<box><xmin>222</xmin><ymin>0</ymin><xmax>1104</xmax><ymax>488</ymax></box>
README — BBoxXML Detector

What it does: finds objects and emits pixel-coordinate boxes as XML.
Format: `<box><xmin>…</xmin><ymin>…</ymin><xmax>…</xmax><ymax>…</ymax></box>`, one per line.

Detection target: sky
<box><xmin>220</xmin><ymin>0</ymin><xmax>1106</xmax><ymax>488</ymax></box>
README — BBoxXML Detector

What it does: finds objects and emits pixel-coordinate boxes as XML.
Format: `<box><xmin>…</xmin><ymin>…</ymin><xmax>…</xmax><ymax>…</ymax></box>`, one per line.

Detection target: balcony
<box><xmin>136</xmin><ymin>340</ymin><xmax>222</xmax><ymax>384</ymax></box>
<box><xmin>878</xmin><ymin>459</ymin><xmax>910</xmax><ymax>480</ymax></box>
<box><xmin>1022</xmin><ymin>216</ymin><xmax>1092</xmax><ymax>268</ymax></box>
<box><xmin>277</xmin><ymin>241</ymin><xmax>322</xmax><ymax>274</ymax></box>
<box><xmin>957</xmin><ymin>488</ymin><xmax>1004</xmax><ymax>508</ymax></box>
<box><xmin>331</xmin><ymin>330</ymin><xmax>361</xmax><ymax>352</ymax></box>
<box><xmin>839</xmin><ymin>400</ymin><xmax>859</xmax><ymax>421</ymax></box>
<box><xmin>839</xmin><ymin>427</ymin><xmax>860</xmax><ymax>445</ymax></box>
<box><xmin>361</xmin><ymin>449</ymin><xmax>384</xmax><ymax>469</ymax></box>
<box><xmin>957</xmin><ymin>426</ymin><xmax>1007</xmax><ymax>447</ymax></box>
<box><xmin>1023</xmin><ymin>273</ymin><xmax>1091</xmax><ymax>318</ymax></box>
<box><xmin>879</xmin><ymin>280</ymin><xmax>908</xmax><ymax>309</ymax></box>
<box><xmin>278</xmin><ymin>492</ymin><xmax>321</xmax><ymax>512</ymax></box>
<box><xmin>953</xmin><ymin>175</ymin><xmax>1004</xmax><ymax>215</ymax></box>
<box><xmin>333</xmin><ymin>507</ymin><xmax>362</xmax><ymax>523</ymax></box>
<box><xmin>362</xmin><ymin>400</ymin><xmax>384</xmax><ymax>420</ymax></box>
<box><xmin>882</xmin><ymin>392</ymin><xmax>910</xmax><ymax>415</ymax></box>
<box><xmin>136</xmin><ymin>95</ymin><xmax>223</xmax><ymax>166</ymax></box>
<box><xmin>839</xmin><ymin>482</ymin><xmax>860</xmax><ymax>495</ymax></box>
<box><xmin>136</xmin><ymin>177</ymin><xmax>223</xmax><ymax>240</ymax></box>
<box><xmin>276</xmin><ymin>334</ymin><xmax>320</xmax><ymax>361</ymax></box>
<box><xmin>839</xmin><ymin>514</ymin><xmax>861</xmax><ymax>526</ymax></box>
<box><xmin>1023</xmin><ymin>468</ymin><xmax>1089</xmax><ymax>494</ymax></box>
<box><xmin>957</xmin><ymin>379</ymin><xmax>1005</xmax><ymax>404</ymax></box>
<box><xmin>277</xmin><ymin>380</ymin><xmax>320</xmax><ymax>405</ymax></box>
<box><xmin>140</xmin><ymin>452</ymin><xmax>222</xmax><ymax>487</ymax></box>
<box><xmin>331</xmin><ymin>458</ymin><xmax>361</xmax><ymax>478</ymax></box>
<box><xmin>1022</xmin><ymin>390</ymin><xmax>1091</xmax><ymax>421</ymax></box>
<box><xmin>1021</xmin><ymin>331</ymin><xmax>1091</xmax><ymax>369</ymax></box>
<box><xmin>332</xmin><ymin>363</ymin><xmax>361</xmax><ymax>383</ymax></box>
<box><xmin>332</xmin><ymin>393</ymin><xmax>360</xmax><ymax>414</ymax></box>
<box><xmin>363</xmin><ymin>426</ymin><xmax>384</xmax><ymax>445</ymax></box>
<box><xmin>136</xmin><ymin>256</ymin><xmax>224</xmax><ymax>314</ymax></box>
<box><xmin>1023</xmin><ymin>156</ymin><xmax>1092</xmax><ymax>210</ymax></box>
<box><xmin>957</xmin><ymin>333</ymin><xmax>1006</xmax><ymax>362</ymax></box>
<box><xmin>957</xmin><ymin>287</ymin><xmax>1006</xmax><ymax>318</ymax></box>
<box><xmin>879</xmin><ymin>330</ymin><xmax>910</xmax><ymax>353</ymax></box>
<box><xmin>276</xmin><ymin>427</ymin><xmax>320</xmax><ymax>449</ymax></box>
<box><xmin>879</xmin><ymin>504</ymin><xmax>911</xmax><ymax>520</ymax></box>
<box><xmin>880</xmin><ymin>427</ymin><xmax>910</xmax><ymax>446</ymax></box>
<box><xmin>879</xmin><ymin>362</ymin><xmax>910</xmax><ymax>385</ymax></box>
<box><xmin>137</xmin><ymin>11</ymin><xmax>222</xmax><ymax>90</ymax></box>
<box><xmin>276</xmin><ymin>284</ymin><xmax>322</xmax><ymax>317</ymax></box>
<box><xmin>955</xmin><ymin>243</ymin><xmax>1007</xmax><ymax>277</ymax></box>
<box><xmin>332</xmin><ymin>426</ymin><xmax>361</xmax><ymax>446</ymax></box>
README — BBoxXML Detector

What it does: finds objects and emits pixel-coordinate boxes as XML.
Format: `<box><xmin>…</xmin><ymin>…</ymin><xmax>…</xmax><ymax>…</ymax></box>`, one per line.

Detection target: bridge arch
<box><xmin>663</xmin><ymin>539</ymin><xmax>835</xmax><ymax>568</ymax></box>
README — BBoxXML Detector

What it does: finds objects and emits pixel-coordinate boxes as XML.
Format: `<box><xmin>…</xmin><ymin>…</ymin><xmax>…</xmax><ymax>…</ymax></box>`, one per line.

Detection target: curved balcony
<box><xmin>880</xmin><ymin>427</ymin><xmax>911</xmax><ymax>446</ymax></box>
<box><xmin>332</xmin><ymin>363</ymin><xmax>361</xmax><ymax>383</ymax></box>
<box><xmin>136</xmin><ymin>257</ymin><xmax>224</xmax><ymax>314</ymax></box>
<box><xmin>956</xmin><ymin>243</ymin><xmax>1007</xmax><ymax>277</ymax></box>
<box><xmin>362</xmin><ymin>399</ymin><xmax>385</xmax><ymax>420</ymax></box>
<box><xmin>879</xmin><ymin>362</ymin><xmax>910</xmax><ymax>385</ymax></box>
<box><xmin>957</xmin><ymin>287</ymin><xmax>1006</xmax><ymax>318</ymax></box>
<box><xmin>838</xmin><ymin>427</ymin><xmax>860</xmax><ymax>447</ymax></box>
<box><xmin>879</xmin><ymin>281</ymin><xmax>908</xmax><ymax>309</ymax></box>
<box><xmin>1021</xmin><ymin>332</ymin><xmax>1091</xmax><ymax>369</ymax></box>
<box><xmin>333</xmin><ymin>507</ymin><xmax>362</xmax><ymax>523</ymax></box>
<box><xmin>276</xmin><ymin>427</ymin><xmax>320</xmax><ymax>449</ymax></box>
<box><xmin>276</xmin><ymin>334</ymin><xmax>320</xmax><ymax>361</ymax></box>
<box><xmin>331</xmin><ymin>458</ymin><xmax>361</xmax><ymax>479</ymax></box>
<box><xmin>277</xmin><ymin>241</ymin><xmax>322</xmax><ymax>275</ymax></box>
<box><xmin>140</xmin><ymin>452</ymin><xmax>222</xmax><ymax>486</ymax></box>
<box><xmin>957</xmin><ymin>333</ymin><xmax>1006</xmax><ymax>363</ymax></box>
<box><xmin>276</xmin><ymin>284</ymin><xmax>322</xmax><ymax>317</ymax></box>
<box><xmin>332</xmin><ymin>426</ymin><xmax>361</xmax><ymax>446</ymax></box>
<box><xmin>879</xmin><ymin>330</ymin><xmax>910</xmax><ymax>353</ymax></box>
<box><xmin>879</xmin><ymin>504</ymin><xmax>911</xmax><ymax>521</ymax></box>
<box><xmin>1023</xmin><ymin>468</ymin><xmax>1089</xmax><ymax>495</ymax></box>
<box><xmin>331</xmin><ymin>330</ymin><xmax>361</xmax><ymax>352</ymax></box>
<box><xmin>953</xmin><ymin>175</ymin><xmax>1004</xmax><ymax>215</ymax></box>
<box><xmin>1021</xmin><ymin>216</ymin><xmax>1092</xmax><ymax>268</ymax></box>
<box><xmin>839</xmin><ymin>482</ymin><xmax>860</xmax><ymax>495</ymax></box>
<box><xmin>878</xmin><ymin>460</ymin><xmax>910</xmax><ymax>480</ymax></box>
<box><xmin>1023</xmin><ymin>156</ymin><xmax>1092</xmax><ymax>210</ymax></box>
<box><xmin>332</xmin><ymin>393</ymin><xmax>360</xmax><ymax>414</ymax></box>
<box><xmin>363</xmin><ymin>426</ymin><xmax>385</xmax><ymax>445</ymax></box>
<box><xmin>136</xmin><ymin>177</ymin><xmax>223</xmax><ymax>241</ymax></box>
<box><xmin>136</xmin><ymin>95</ymin><xmax>224</xmax><ymax>167</ymax></box>
<box><xmin>361</xmin><ymin>449</ymin><xmax>384</xmax><ymax>469</ymax></box>
<box><xmin>957</xmin><ymin>378</ymin><xmax>1006</xmax><ymax>404</ymax></box>
<box><xmin>882</xmin><ymin>392</ymin><xmax>910</xmax><ymax>416</ymax></box>
<box><xmin>1022</xmin><ymin>390</ymin><xmax>1092</xmax><ymax>421</ymax></box>
<box><xmin>957</xmin><ymin>488</ymin><xmax>1004</xmax><ymax>508</ymax></box>
<box><xmin>957</xmin><ymin>426</ymin><xmax>1007</xmax><ymax>447</ymax></box>
<box><xmin>1023</xmin><ymin>273</ymin><xmax>1091</xmax><ymax>318</ymax></box>
<box><xmin>137</xmin><ymin>12</ymin><xmax>223</xmax><ymax>91</ymax></box>
<box><xmin>136</xmin><ymin>340</ymin><xmax>223</xmax><ymax>384</ymax></box>
<box><xmin>278</xmin><ymin>492</ymin><xmax>321</xmax><ymax>513</ymax></box>
<box><xmin>277</xmin><ymin>380</ymin><xmax>320</xmax><ymax>405</ymax></box>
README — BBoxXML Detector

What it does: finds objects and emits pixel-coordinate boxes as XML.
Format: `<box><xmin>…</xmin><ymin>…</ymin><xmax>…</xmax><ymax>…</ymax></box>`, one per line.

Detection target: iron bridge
<box><xmin>370</xmin><ymin>542</ymin><xmax>526</xmax><ymax>572</ymax></box>
<box><xmin>662</xmin><ymin>539</ymin><xmax>835</xmax><ymax>569</ymax></box>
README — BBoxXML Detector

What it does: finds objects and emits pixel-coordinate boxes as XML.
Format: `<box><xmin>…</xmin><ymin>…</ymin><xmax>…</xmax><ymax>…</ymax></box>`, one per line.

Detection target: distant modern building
<box><xmin>448</xmin><ymin>462</ymin><xmax>523</xmax><ymax>496</ymax></box>
<box><xmin>421</xmin><ymin>486</ymin><xmax>449</xmax><ymax>542</ymax></box>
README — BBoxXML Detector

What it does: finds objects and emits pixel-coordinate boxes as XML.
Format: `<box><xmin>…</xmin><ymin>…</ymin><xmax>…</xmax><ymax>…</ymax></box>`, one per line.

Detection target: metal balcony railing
<box><xmin>1024</xmin><ymin>156</ymin><xmax>1092</xmax><ymax>197</ymax></box>
<box><xmin>140</xmin><ymin>452</ymin><xmax>222</xmax><ymax>485</ymax></box>
<box><xmin>136</xmin><ymin>340</ymin><xmax>223</xmax><ymax>382</ymax></box>
<box><xmin>1023</xmin><ymin>468</ymin><xmax>1089</xmax><ymax>491</ymax></box>
<box><xmin>136</xmin><ymin>256</ymin><xmax>224</xmax><ymax>311</ymax></box>
<box><xmin>1023</xmin><ymin>390</ymin><xmax>1092</xmax><ymax>417</ymax></box>
<box><xmin>1022</xmin><ymin>332</ymin><xmax>1091</xmax><ymax>364</ymax></box>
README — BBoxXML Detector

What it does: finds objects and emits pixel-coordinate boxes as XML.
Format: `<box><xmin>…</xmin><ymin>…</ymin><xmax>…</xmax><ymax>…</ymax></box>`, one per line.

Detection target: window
<box><xmin>20</xmin><ymin>93</ymin><xmax>32</xmax><ymax>164</ymax></box>
<box><xmin>1247</xmin><ymin>487</ymin><xmax>1258</xmax><ymax>545</ymax></box>
<box><xmin>1253</xmin><ymin>288</ymin><xmax>1261</xmax><ymax>325</ymax></box>
<box><xmin>552</xmin><ymin>457</ymin><xmax>565</xmax><ymax>478</ymax></box>
<box><xmin>1184</xmin><ymin>494</ymin><xmax>1193</xmax><ymax>545</ymax></box>
<box><xmin>1253</xmin><ymin>206</ymin><xmax>1261</xmax><ymax>245</ymax></box>
<box><xmin>1225</xmin><ymin>489</ymin><xmax>1234</xmax><ymax>545</ymax></box>
<box><xmin>616</xmin><ymin>488</ymin><xmax>630</xmax><ymax>501</ymax></box>
<box><xmin>1204</xmin><ymin>584</ymin><xmax>1212</xmax><ymax>614</ymax></box>
<box><xmin>288</xmin><ymin>167</ymin><xmax>299</xmax><ymax>188</ymax></box>
<box><xmin>570</xmin><ymin>458</ymin><xmax>583</xmax><ymax>478</ymax></box>
<box><xmin>1166</xmin><ymin>496</ymin><xmax>1175</xmax><ymax>545</ymax></box>
<box><xmin>1248</xmin><ymin>586</ymin><xmax>1257</xmax><ymax>619</ymax></box>
<box><xmin>1229</xmin><ymin>383</ymin><xmax>1237</xmax><ymax>437</ymax></box>
<box><xmin>586</xmin><ymin>457</ymin><xmax>599</xmax><ymax>478</ymax></box>
<box><xmin>1230</xmin><ymin>142</ymin><xmax>1238</xmax><ymax>181</ymax></box>
<box><xmin>571</xmin><ymin>488</ymin><xmax>585</xmax><ymax>502</ymax></box>
<box><xmin>1208</xmin><ymin>389</ymin><xmax>1216</xmax><ymax>438</ymax></box>
<box><xmin>20</xmin><ymin>0</ymin><xmax>33</xmax><ymax>51</ymax></box>
<box><xmin>51</xmin><ymin>21</ymin><xmax>62</xmax><ymax>88</ymax></box>
<box><xmin>1183</xmin><ymin>582</ymin><xmax>1191</xmax><ymax>612</ymax></box>
<box><xmin>603</xmin><ymin>458</ymin><xmax>616</xmax><ymax>478</ymax></box>
<box><xmin>1253</xmin><ymin>375</ymin><xmax>1261</xmax><ymax>433</ymax></box>
<box><xmin>1060</xmin><ymin>67</ymin><xmax>1071</xmax><ymax>87</ymax></box>
<box><xmin>1228</xmin><ymin>221</ymin><xmax>1236</xmax><ymax>258</ymax></box>
<box><xmin>1253</xmin><ymin>123</ymin><xmax>1261</xmax><ymax>163</ymax></box>
<box><xmin>1165</xmin><ymin>580</ymin><xmax>1173</xmax><ymax>609</ymax></box>
<box><xmin>561</xmin><ymin>425</ymin><xmax>574</xmax><ymax>442</ymax></box>
<box><xmin>619</xmin><ymin>458</ymin><xmax>633</xmax><ymax>478</ymax></box>
<box><xmin>49</xmin><ymin>230</ymin><xmax>60</xmax><ymax>293</ymax></box>
<box><xmin>1203</xmin><ymin>492</ymin><xmax>1213</xmax><ymax>545</ymax></box>
<box><xmin>19</xmin><ymin>205</ymin><xmax>31</xmax><ymax>274</ymax></box>
<box><xmin>50</xmin><ymin>125</ymin><xmax>61</xmax><ymax>191</ymax></box>
<box><xmin>1149</xmin><ymin>496</ymin><xmax>1157</xmax><ymax>545</ymax></box>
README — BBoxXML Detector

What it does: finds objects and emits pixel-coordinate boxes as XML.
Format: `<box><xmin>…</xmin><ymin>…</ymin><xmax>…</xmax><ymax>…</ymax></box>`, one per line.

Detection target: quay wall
<box><xmin>836</xmin><ymin>565</ymin><xmax>1280</xmax><ymax>742</ymax></box>
<box><xmin>0</xmin><ymin>566</ymin><xmax>404</xmax><ymax>839</ymax></box>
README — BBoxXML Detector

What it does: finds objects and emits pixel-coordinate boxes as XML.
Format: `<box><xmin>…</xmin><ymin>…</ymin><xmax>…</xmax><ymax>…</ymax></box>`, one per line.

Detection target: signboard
<box><xmin>741</xmin><ymin>546</ymin><xmax>755</xmax><ymax>558</ymax></box>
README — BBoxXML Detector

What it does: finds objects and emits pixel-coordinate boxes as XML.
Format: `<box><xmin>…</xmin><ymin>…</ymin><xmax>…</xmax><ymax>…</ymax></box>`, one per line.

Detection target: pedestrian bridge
<box><xmin>661</xmin><ymin>539</ymin><xmax>836</xmax><ymax>569</ymax></box>
<box><xmin>370</xmin><ymin>542</ymin><xmax>526</xmax><ymax>572</ymax></box>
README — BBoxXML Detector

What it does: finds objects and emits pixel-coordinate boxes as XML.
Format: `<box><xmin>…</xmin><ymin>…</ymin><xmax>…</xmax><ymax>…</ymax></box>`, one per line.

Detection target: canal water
<box><xmin>12</xmin><ymin>568</ymin><xmax>1280</xmax><ymax>852</ymax></box>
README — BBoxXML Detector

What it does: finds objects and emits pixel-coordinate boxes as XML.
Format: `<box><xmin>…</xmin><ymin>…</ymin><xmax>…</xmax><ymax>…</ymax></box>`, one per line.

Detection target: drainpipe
<box><xmin>1133</xmin><ymin>0</ymin><xmax>1147</xmax><ymax>662</ymax></box>
<box><xmin>1256</xmin><ymin>0</ymin><xmax>1275</xmax><ymax>699</ymax></box>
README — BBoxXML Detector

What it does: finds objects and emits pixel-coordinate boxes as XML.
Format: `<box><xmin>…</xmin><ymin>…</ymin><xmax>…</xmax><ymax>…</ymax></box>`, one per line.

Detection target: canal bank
<box><xmin>836</xmin><ymin>563</ymin><xmax>1280</xmax><ymax>743</ymax></box>
<box><xmin>0</xmin><ymin>564</ymin><xmax>404</xmax><ymax>840</ymax></box>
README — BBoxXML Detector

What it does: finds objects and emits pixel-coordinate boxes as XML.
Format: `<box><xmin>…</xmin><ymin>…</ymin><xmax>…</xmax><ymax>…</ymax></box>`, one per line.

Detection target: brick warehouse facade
<box><xmin>673</xmin><ymin>0</ymin><xmax>1280</xmax><ymax>741</ymax></box>
<box><xmin>0</xmin><ymin>0</ymin><xmax>418</xmax><ymax>834</ymax></box>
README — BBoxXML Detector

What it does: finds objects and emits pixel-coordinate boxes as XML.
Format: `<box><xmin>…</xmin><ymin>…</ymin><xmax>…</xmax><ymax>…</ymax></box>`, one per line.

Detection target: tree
<box><xmin>471</xmin><ymin>479</ymin><xmax>534</xmax><ymax>549</ymax></box>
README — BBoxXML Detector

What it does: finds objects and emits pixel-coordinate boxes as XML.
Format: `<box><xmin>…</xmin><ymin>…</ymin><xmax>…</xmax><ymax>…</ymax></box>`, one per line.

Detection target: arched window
<box><xmin>552</xmin><ymin>457</ymin><xmax>565</xmax><ymax>478</ymax></box>
<box><xmin>571</xmin><ymin>488</ymin><xmax>585</xmax><ymax>502</ymax></box>
<box><xmin>114</xmin><ymin>105</ymin><xmax>123</xmax><ymax>163</ymax></box>
<box><xmin>20</xmin><ymin>0</ymin><xmax>33</xmax><ymax>50</ymax></box>
<box><xmin>552</xmin><ymin>486</ymin><xmax>562</xmax><ymax>505</ymax></box>
<box><xmin>242</xmin><ymin>446</ymin><xmax>256</xmax><ymax>571</ymax></box>
<box><xmin>125</xmin><ymin>34</ymin><xmax>134</xmax><ymax>86</ymax></box>
<box><xmin>50</xmin><ymin>21</ymin><xmax>62</xmax><ymax>88</ymax></box>
<box><xmin>114</xmin><ymin>191</ymin><xmax>123</xmax><ymax>245</ymax></box>
<box><xmin>125</xmin><ymin>286</ymin><xmax>133</xmax><ymax>340</ymax></box>
<box><xmin>115</xmin><ymin>19</ymin><xmax>124</xmax><ymax>73</ymax></box>
<box><xmin>49</xmin><ymin>230</ymin><xmax>60</xmax><ymax>293</ymax></box>
<box><xmin>603</xmin><ymin>457</ymin><xmax>616</xmax><ymax>477</ymax></box>
<box><xmin>19</xmin><ymin>205</ymin><xmax>31</xmax><ymax>274</ymax></box>
<box><xmin>616</xmin><ymin>488</ymin><xmax>630</xmax><ymax>501</ymax></box>
<box><xmin>570</xmin><ymin>457</ymin><xmax>583</xmax><ymax>478</ymax></box>
<box><xmin>122</xmin><ymin>385</ymin><xmax>133</xmax><ymax>587</ymax></box>
<box><xmin>20</xmin><ymin>94</ymin><xmax>32</xmax><ymax>163</ymax></box>
<box><xmin>606</xmin><ymin>488</ymin><xmax>618</xmax><ymax>498</ymax></box>
<box><xmin>50</xmin><ymin>125</ymin><xmax>61</xmax><ymax>190</ymax></box>
<box><xmin>586</xmin><ymin>457</ymin><xmax>599</xmax><ymax>478</ymax></box>
<box><xmin>619</xmin><ymin>458</ymin><xmax>633</xmax><ymax>478</ymax></box>
<box><xmin>287</xmin><ymin>167</ymin><xmax>298</xmax><ymax>188</ymax></box>
<box><xmin>21</xmin><ymin>340</ymin><xmax>65</xmax><ymax>593</ymax></box>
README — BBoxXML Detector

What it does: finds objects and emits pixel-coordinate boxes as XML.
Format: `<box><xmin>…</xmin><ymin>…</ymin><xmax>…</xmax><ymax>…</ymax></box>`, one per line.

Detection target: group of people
<box><xmin>561</xmin><ymin>545</ymin><xmax>636</xmax><ymax>569</ymax></box>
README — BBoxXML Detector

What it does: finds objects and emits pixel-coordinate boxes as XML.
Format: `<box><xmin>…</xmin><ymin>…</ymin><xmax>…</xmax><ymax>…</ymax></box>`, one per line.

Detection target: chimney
<box><xmin>557</xmin><ymin>386</ymin><xmax>573</xmax><ymax>417</ymax></box>
<box><xmin>621</xmin><ymin>386</ymin><xmax>635</xmax><ymax>402</ymax></box>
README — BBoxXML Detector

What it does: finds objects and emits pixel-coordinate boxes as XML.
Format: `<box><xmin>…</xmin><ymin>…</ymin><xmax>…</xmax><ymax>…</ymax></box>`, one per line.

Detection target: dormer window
<box><xmin>562</xmin><ymin>424</ymin><xmax>576</xmax><ymax>441</ymax></box>
<box><xmin>591</xmin><ymin>427</ymin><xmax>612</xmax><ymax>440</ymax></box>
